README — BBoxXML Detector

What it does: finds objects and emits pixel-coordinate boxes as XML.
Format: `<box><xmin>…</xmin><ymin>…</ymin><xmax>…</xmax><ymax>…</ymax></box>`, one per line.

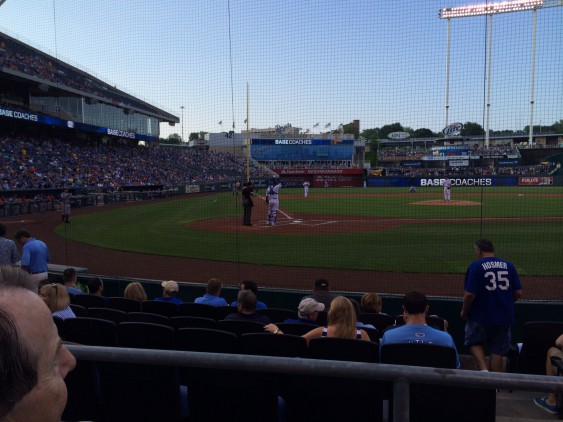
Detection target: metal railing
<box><xmin>67</xmin><ymin>344</ymin><xmax>563</xmax><ymax>422</ymax></box>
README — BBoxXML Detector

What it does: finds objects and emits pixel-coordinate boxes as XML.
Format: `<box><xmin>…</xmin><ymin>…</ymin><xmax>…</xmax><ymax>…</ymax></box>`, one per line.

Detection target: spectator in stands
<box><xmin>39</xmin><ymin>283</ymin><xmax>76</xmax><ymax>320</ymax></box>
<box><xmin>224</xmin><ymin>290</ymin><xmax>271</xmax><ymax>324</ymax></box>
<box><xmin>87</xmin><ymin>276</ymin><xmax>104</xmax><ymax>297</ymax></box>
<box><xmin>379</xmin><ymin>291</ymin><xmax>460</xmax><ymax>368</ymax></box>
<box><xmin>283</xmin><ymin>297</ymin><xmax>324</xmax><ymax>325</ymax></box>
<box><xmin>534</xmin><ymin>334</ymin><xmax>563</xmax><ymax>415</ymax></box>
<box><xmin>0</xmin><ymin>283</ymin><xmax>76</xmax><ymax>422</ymax></box>
<box><xmin>265</xmin><ymin>296</ymin><xmax>370</xmax><ymax>342</ymax></box>
<box><xmin>302</xmin><ymin>278</ymin><xmax>338</xmax><ymax>311</ymax></box>
<box><xmin>0</xmin><ymin>265</ymin><xmax>35</xmax><ymax>291</ymax></box>
<box><xmin>155</xmin><ymin>280</ymin><xmax>183</xmax><ymax>305</ymax></box>
<box><xmin>461</xmin><ymin>239</ymin><xmax>523</xmax><ymax>372</ymax></box>
<box><xmin>124</xmin><ymin>281</ymin><xmax>147</xmax><ymax>302</ymax></box>
<box><xmin>62</xmin><ymin>268</ymin><xmax>84</xmax><ymax>295</ymax></box>
<box><xmin>194</xmin><ymin>278</ymin><xmax>228</xmax><ymax>307</ymax></box>
<box><xmin>14</xmin><ymin>229</ymin><xmax>50</xmax><ymax>288</ymax></box>
<box><xmin>230</xmin><ymin>280</ymin><xmax>267</xmax><ymax>309</ymax></box>
<box><xmin>360</xmin><ymin>293</ymin><xmax>383</xmax><ymax>314</ymax></box>
<box><xmin>350</xmin><ymin>298</ymin><xmax>376</xmax><ymax>330</ymax></box>
<box><xmin>0</xmin><ymin>223</ymin><xmax>21</xmax><ymax>265</ymax></box>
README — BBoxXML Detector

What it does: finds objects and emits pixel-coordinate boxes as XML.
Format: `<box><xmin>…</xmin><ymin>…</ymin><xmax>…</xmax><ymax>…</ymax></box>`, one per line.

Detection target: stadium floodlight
<box><xmin>439</xmin><ymin>0</ymin><xmax>543</xmax><ymax>19</ymax></box>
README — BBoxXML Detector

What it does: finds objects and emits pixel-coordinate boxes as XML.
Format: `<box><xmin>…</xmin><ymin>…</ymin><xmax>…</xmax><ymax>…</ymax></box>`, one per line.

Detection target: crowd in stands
<box><xmin>0</xmin><ymin>261</ymin><xmax>561</xmax><ymax>419</ymax></box>
<box><xmin>0</xmin><ymin>33</ymin><xmax>164</xmax><ymax>116</ymax></box>
<box><xmin>384</xmin><ymin>163</ymin><xmax>556</xmax><ymax>177</ymax></box>
<box><xmin>0</xmin><ymin>134</ymin><xmax>273</xmax><ymax>192</ymax></box>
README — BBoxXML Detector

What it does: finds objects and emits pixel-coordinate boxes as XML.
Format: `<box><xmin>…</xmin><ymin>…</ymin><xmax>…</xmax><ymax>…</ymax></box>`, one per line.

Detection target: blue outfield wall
<box><xmin>367</xmin><ymin>175</ymin><xmax>562</xmax><ymax>188</ymax></box>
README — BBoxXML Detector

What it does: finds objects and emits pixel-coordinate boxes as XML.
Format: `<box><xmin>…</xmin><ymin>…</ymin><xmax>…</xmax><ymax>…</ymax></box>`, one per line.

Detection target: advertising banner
<box><xmin>519</xmin><ymin>177</ymin><xmax>553</xmax><ymax>186</ymax></box>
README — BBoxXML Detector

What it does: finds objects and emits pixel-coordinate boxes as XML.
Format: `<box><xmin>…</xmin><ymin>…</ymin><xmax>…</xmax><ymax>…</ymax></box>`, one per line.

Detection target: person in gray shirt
<box><xmin>0</xmin><ymin>223</ymin><xmax>21</xmax><ymax>265</ymax></box>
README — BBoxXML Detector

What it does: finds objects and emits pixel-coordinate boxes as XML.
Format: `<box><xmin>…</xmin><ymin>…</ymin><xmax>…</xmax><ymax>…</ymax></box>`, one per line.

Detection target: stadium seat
<box><xmin>87</xmin><ymin>307</ymin><xmax>128</xmax><ymax>324</ymax></box>
<box><xmin>380</xmin><ymin>343</ymin><xmax>496</xmax><ymax>422</ymax></box>
<box><xmin>239</xmin><ymin>332</ymin><xmax>307</xmax><ymax>358</ymax></box>
<box><xmin>100</xmin><ymin>322</ymin><xmax>183</xmax><ymax>422</ymax></box>
<box><xmin>61</xmin><ymin>317</ymin><xmax>118</xmax><ymax>422</ymax></box>
<box><xmin>60</xmin><ymin>317</ymin><xmax>118</xmax><ymax>346</ymax></box>
<box><xmin>256</xmin><ymin>307</ymin><xmax>297</xmax><ymax>322</ymax></box>
<box><xmin>516</xmin><ymin>321</ymin><xmax>563</xmax><ymax>375</ymax></box>
<box><xmin>177</xmin><ymin>302</ymin><xmax>218</xmax><ymax>319</ymax></box>
<box><xmin>284</xmin><ymin>337</ymin><xmax>385</xmax><ymax>422</ymax></box>
<box><xmin>107</xmin><ymin>296</ymin><xmax>142</xmax><ymax>313</ymax></box>
<box><xmin>141</xmin><ymin>300</ymin><xmax>178</xmax><ymax>317</ymax></box>
<box><xmin>175</xmin><ymin>328</ymin><xmax>238</xmax><ymax>354</ymax></box>
<box><xmin>361</xmin><ymin>326</ymin><xmax>380</xmax><ymax>342</ymax></box>
<box><xmin>169</xmin><ymin>316</ymin><xmax>217</xmax><ymax>330</ymax></box>
<box><xmin>359</xmin><ymin>312</ymin><xmax>395</xmax><ymax>332</ymax></box>
<box><xmin>69</xmin><ymin>303</ymin><xmax>87</xmax><ymax>317</ymax></box>
<box><xmin>276</xmin><ymin>322</ymin><xmax>318</xmax><ymax>336</ymax></box>
<box><xmin>72</xmin><ymin>293</ymin><xmax>108</xmax><ymax>308</ymax></box>
<box><xmin>307</xmin><ymin>337</ymin><xmax>379</xmax><ymax>363</ymax></box>
<box><xmin>127</xmin><ymin>311</ymin><xmax>171</xmax><ymax>326</ymax></box>
<box><xmin>426</xmin><ymin>315</ymin><xmax>447</xmax><ymax>331</ymax></box>
<box><xmin>215</xmin><ymin>305</ymin><xmax>237</xmax><ymax>320</ymax></box>
<box><xmin>217</xmin><ymin>319</ymin><xmax>267</xmax><ymax>336</ymax></box>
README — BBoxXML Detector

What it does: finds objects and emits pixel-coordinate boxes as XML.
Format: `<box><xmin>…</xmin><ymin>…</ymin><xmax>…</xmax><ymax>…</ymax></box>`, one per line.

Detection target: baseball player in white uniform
<box><xmin>60</xmin><ymin>188</ymin><xmax>72</xmax><ymax>223</ymax></box>
<box><xmin>443</xmin><ymin>178</ymin><xmax>452</xmax><ymax>202</ymax></box>
<box><xmin>266</xmin><ymin>178</ymin><xmax>282</xmax><ymax>225</ymax></box>
<box><xmin>303</xmin><ymin>181</ymin><xmax>310</xmax><ymax>198</ymax></box>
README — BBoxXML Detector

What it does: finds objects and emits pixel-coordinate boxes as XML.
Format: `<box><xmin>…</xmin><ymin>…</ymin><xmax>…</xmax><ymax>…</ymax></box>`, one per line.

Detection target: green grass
<box><xmin>55</xmin><ymin>187</ymin><xmax>563</xmax><ymax>276</ymax></box>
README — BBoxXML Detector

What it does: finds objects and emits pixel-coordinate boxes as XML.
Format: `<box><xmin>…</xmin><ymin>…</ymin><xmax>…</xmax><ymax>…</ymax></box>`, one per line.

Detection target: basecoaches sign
<box><xmin>420</xmin><ymin>177</ymin><xmax>492</xmax><ymax>186</ymax></box>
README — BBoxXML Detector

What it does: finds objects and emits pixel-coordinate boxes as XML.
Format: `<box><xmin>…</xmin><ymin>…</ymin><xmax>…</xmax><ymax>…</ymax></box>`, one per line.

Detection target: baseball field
<box><xmin>44</xmin><ymin>185</ymin><xmax>563</xmax><ymax>300</ymax></box>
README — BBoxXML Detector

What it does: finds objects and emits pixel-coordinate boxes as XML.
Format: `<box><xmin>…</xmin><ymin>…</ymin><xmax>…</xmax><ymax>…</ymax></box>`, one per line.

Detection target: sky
<box><xmin>0</xmin><ymin>0</ymin><xmax>561</xmax><ymax>139</ymax></box>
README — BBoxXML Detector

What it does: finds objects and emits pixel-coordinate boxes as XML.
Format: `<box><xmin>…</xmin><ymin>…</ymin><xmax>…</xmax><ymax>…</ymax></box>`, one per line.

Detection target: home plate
<box><xmin>292</xmin><ymin>220</ymin><xmax>302</xmax><ymax>224</ymax></box>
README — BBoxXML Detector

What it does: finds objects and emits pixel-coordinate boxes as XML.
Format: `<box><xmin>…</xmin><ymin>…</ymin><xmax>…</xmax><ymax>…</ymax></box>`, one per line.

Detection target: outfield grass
<box><xmin>55</xmin><ymin>186</ymin><xmax>563</xmax><ymax>276</ymax></box>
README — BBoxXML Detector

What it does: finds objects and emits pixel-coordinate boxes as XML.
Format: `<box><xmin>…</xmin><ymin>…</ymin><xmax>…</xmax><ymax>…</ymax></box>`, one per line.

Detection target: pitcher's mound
<box><xmin>413</xmin><ymin>200</ymin><xmax>481</xmax><ymax>206</ymax></box>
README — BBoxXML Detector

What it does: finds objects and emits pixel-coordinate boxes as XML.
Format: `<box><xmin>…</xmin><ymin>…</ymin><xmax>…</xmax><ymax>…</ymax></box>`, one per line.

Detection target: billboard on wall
<box><xmin>519</xmin><ymin>177</ymin><xmax>553</xmax><ymax>186</ymax></box>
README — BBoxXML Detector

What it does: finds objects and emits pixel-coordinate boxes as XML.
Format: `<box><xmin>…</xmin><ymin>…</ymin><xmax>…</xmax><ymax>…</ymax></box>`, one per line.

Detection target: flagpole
<box><xmin>246</xmin><ymin>82</ymin><xmax>250</xmax><ymax>182</ymax></box>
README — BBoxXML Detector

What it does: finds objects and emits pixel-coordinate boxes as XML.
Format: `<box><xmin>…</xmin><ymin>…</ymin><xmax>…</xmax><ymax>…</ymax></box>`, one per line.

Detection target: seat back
<box><xmin>308</xmin><ymin>337</ymin><xmax>379</xmax><ymax>363</ymax></box>
<box><xmin>72</xmin><ymin>294</ymin><xmax>108</xmax><ymax>308</ymax></box>
<box><xmin>256</xmin><ymin>307</ymin><xmax>297</xmax><ymax>322</ymax></box>
<box><xmin>276</xmin><ymin>322</ymin><xmax>319</xmax><ymax>336</ymax></box>
<box><xmin>87</xmin><ymin>307</ymin><xmax>128</xmax><ymax>324</ymax></box>
<box><xmin>177</xmin><ymin>302</ymin><xmax>218</xmax><ymax>319</ymax></box>
<box><xmin>127</xmin><ymin>311</ymin><xmax>171</xmax><ymax>326</ymax></box>
<box><xmin>381</xmin><ymin>342</ymin><xmax>495</xmax><ymax>422</ymax></box>
<box><xmin>217</xmin><ymin>319</ymin><xmax>267</xmax><ymax>336</ymax></box>
<box><xmin>141</xmin><ymin>300</ymin><xmax>178</xmax><ymax>317</ymax></box>
<box><xmin>361</xmin><ymin>326</ymin><xmax>380</xmax><ymax>342</ymax></box>
<box><xmin>69</xmin><ymin>303</ymin><xmax>87</xmax><ymax>317</ymax></box>
<box><xmin>60</xmin><ymin>317</ymin><xmax>118</xmax><ymax>346</ymax></box>
<box><xmin>101</xmin><ymin>322</ymin><xmax>181</xmax><ymax>421</ymax></box>
<box><xmin>169</xmin><ymin>316</ymin><xmax>217</xmax><ymax>330</ymax></box>
<box><xmin>118</xmin><ymin>322</ymin><xmax>175</xmax><ymax>350</ymax></box>
<box><xmin>426</xmin><ymin>315</ymin><xmax>446</xmax><ymax>331</ymax></box>
<box><xmin>518</xmin><ymin>321</ymin><xmax>563</xmax><ymax>375</ymax></box>
<box><xmin>239</xmin><ymin>333</ymin><xmax>307</xmax><ymax>357</ymax></box>
<box><xmin>107</xmin><ymin>297</ymin><xmax>142</xmax><ymax>313</ymax></box>
<box><xmin>380</xmin><ymin>343</ymin><xmax>457</xmax><ymax>368</ymax></box>
<box><xmin>359</xmin><ymin>312</ymin><xmax>395</xmax><ymax>332</ymax></box>
<box><xmin>215</xmin><ymin>305</ymin><xmax>237</xmax><ymax>320</ymax></box>
<box><xmin>175</xmin><ymin>328</ymin><xmax>238</xmax><ymax>354</ymax></box>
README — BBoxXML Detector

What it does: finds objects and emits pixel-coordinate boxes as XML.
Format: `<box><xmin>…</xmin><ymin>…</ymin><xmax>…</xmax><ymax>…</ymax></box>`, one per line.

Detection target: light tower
<box><xmin>180</xmin><ymin>106</ymin><xmax>185</xmax><ymax>143</ymax></box>
<box><xmin>439</xmin><ymin>0</ymin><xmax>545</xmax><ymax>147</ymax></box>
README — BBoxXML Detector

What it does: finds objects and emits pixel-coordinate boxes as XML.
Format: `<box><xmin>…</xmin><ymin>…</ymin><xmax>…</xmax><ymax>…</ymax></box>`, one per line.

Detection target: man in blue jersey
<box><xmin>461</xmin><ymin>239</ymin><xmax>523</xmax><ymax>372</ymax></box>
<box><xmin>380</xmin><ymin>290</ymin><xmax>460</xmax><ymax>368</ymax></box>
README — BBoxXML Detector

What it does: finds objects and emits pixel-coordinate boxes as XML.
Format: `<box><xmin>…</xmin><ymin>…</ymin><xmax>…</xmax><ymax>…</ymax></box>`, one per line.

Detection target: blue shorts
<box><xmin>464</xmin><ymin>320</ymin><xmax>512</xmax><ymax>356</ymax></box>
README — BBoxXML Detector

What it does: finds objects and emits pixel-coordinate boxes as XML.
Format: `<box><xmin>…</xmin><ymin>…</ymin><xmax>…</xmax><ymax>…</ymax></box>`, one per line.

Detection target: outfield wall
<box><xmin>367</xmin><ymin>175</ymin><xmax>562</xmax><ymax>188</ymax></box>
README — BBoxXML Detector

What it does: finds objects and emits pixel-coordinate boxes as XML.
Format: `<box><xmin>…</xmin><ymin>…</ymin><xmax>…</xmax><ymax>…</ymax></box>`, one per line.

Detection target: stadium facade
<box><xmin>0</xmin><ymin>32</ymin><xmax>178</xmax><ymax>143</ymax></box>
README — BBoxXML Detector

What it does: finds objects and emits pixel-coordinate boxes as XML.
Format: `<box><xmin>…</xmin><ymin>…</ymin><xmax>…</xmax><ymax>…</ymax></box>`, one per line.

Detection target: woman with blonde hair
<box><xmin>265</xmin><ymin>296</ymin><xmax>370</xmax><ymax>342</ymax></box>
<box><xmin>40</xmin><ymin>282</ymin><xmax>76</xmax><ymax>320</ymax></box>
<box><xmin>360</xmin><ymin>292</ymin><xmax>383</xmax><ymax>314</ymax></box>
<box><xmin>124</xmin><ymin>281</ymin><xmax>147</xmax><ymax>302</ymax></box>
